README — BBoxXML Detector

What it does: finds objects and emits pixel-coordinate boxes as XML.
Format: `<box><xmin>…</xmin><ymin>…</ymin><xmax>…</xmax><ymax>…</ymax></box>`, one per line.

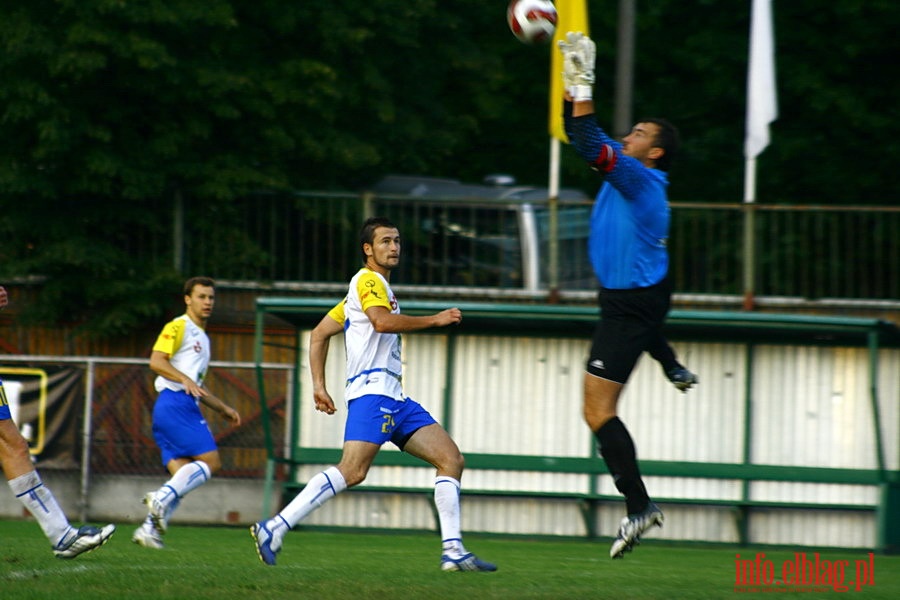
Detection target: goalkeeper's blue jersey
<box><xmin>564</xmin><ymin>105</ymin><xmax>670</xmax><ymax>290</ymax></box>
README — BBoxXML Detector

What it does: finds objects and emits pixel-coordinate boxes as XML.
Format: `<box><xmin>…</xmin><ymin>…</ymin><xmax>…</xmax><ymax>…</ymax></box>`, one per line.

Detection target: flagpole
<box><xmin>742</xmin><ymin>157</ymin><xmax>757</xmax><ymax>310</ymax></box>
<box><xmin>547</xmin><ymin>1</ymin><xmax>589</xmax><ymax>303</ymax></box>
<box><xmin>612</xmin><ymin>0</ymin><xmax>635</xmax><ymax>137</ymax></box>
<box><xmin>548</xmin><ymin>135</ymin><xmax>561</xmax><ymax>302</ymax></box>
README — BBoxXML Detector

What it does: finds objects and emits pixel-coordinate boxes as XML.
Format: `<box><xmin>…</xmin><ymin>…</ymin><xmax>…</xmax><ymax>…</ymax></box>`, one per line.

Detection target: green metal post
<box><xmin>738</xmin><ymin>343</ymin><xmax>755</xmax><ymax>546</ymax></box>
<box><xmin>867</xmin><ymin>329</ymin><xmax>894</xmax><ymax>554</ymax></box>
<box><xmin>442</xmin><ymin>334</ymin><xmax>457</xmax><ymax>434</ymax></box>
<box><xmin>253</xmin><ymin>304</ymin><xmax>276</xmax><ymax>519</ymax></box>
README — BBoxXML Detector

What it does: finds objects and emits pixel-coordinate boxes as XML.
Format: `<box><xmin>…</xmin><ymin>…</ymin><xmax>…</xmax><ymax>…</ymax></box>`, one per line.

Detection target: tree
<box><xmin>1</xmin><ymin>0</ymin><xmax>897</xmax><ymax>335</ymax></box>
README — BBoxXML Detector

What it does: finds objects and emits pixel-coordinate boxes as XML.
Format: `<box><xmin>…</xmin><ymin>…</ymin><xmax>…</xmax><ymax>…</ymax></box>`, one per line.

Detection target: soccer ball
<box><xmin>507</xmin><ymin>0</ymin><xmax>558</xmax><ymax>45</ymax></box>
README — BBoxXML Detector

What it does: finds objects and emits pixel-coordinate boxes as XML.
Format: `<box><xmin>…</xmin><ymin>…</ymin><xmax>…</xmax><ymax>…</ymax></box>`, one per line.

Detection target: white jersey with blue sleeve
<box><xmin>332</xmin><ymin>268</ymin><xmax>404</xmax><ymax>402</ymax></box>
<box><xmin>152</xmin><ymin>314</ymin><xmax>211</xmax><ymax>393</ymax></box>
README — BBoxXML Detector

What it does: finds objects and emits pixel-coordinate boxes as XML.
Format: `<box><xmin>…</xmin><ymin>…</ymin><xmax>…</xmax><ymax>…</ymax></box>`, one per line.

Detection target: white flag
<box><xmin>744</xmin><ymin>0</ymin><xmax>777</xmax><ymax>159</ymax></box>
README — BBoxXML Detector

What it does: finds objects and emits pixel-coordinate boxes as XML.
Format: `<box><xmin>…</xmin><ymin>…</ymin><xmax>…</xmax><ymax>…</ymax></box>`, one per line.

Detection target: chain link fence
<box><xmin>1</xmin><ymin>356</ymin><xmax>292</xmax><ymax>521</ymax></box>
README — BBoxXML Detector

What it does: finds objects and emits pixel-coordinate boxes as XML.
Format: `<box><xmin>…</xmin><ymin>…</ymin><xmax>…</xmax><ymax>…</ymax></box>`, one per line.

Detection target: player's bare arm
<box><xmin>572</xmin><ymin>98</ymin><xmax>595</xmax><ymax>117</ymax></box>
<box><xmin>198</xmin><ymin>392</ymin><xmax>241</xmax><ymax>425</ymax></box>
<box><xmin>365</xmin><ymin>306</ymin><xmax>462</xmax><ymax>333</ymax></box>
<box><xmin>309</xmin><ymin>313</ymin><xmax>342</xmax><ymax>415</ymax></box>
<box><xmin>150</xmin><ymin>350</ymin><xmax>205</xmax><ymax>398</ymax></box>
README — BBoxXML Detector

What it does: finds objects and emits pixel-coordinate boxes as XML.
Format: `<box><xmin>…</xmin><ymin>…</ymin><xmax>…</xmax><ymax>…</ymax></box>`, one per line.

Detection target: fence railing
<box><xmin>181</xmin><ymin>191</ymin><xmax>900</xmax><ymax>306</ymax></box>
<box><xmin>670</xmin><ymin>202</ymin><xmax>900</xmax><ymax>301</ymax></box>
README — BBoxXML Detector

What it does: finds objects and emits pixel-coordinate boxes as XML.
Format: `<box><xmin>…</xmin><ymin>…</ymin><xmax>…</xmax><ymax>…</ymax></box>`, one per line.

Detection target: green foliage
<box><xmin>1</xmin><ymin>0</ymin><xmax>898</xmax><ymax>335</ymax></box>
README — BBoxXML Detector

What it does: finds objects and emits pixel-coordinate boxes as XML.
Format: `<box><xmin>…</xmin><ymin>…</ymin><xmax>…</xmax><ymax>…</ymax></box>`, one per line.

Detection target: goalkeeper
<box><xmin>559</xmin><ymin>32</ymin><xmax>686</xmax><ymax>559</ymax></box>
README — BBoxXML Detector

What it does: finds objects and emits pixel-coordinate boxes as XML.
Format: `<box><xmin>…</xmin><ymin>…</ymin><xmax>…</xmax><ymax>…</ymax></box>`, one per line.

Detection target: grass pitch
<box><xmin>1</xmin><ymin>519</ymin><xmax>897</xmax><ymax>599</ymax></box>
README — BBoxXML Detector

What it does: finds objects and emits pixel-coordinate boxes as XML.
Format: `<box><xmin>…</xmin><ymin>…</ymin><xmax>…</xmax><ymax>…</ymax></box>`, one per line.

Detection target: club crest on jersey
<box><xmin>193</xmin><ymin>341</ymin><xmax>203</xmax><ymax>353</ymax></box>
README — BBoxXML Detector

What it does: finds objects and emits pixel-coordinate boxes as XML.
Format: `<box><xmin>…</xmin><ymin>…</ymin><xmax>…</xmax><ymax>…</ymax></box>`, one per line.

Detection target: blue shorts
<box><xmin>0</xmin><ymin>379</ymin><xmax>11</xmax><ymax>420</ymax></box>
<box><xmin>344</xmin><ymin>394</ymin><xmax>437</xmax><ymax>450</ymax></box>
<box><xmin>152</xmin><ymin>389</ymin><xmax>217</xmax><ymax>466</ymax></box>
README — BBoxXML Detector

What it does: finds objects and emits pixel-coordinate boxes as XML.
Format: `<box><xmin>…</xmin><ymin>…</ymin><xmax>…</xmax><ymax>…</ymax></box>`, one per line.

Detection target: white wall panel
<box><xmin>751</xmin><ymin>346</ymin><xmax>876</xmax><ymax>470</ymax></box>
<box><xmin>749</xmin><ymin>482</ymin><xmax>877</xmax><ymax>506</ymax></box>
<box><xmin>460</xmin><ymin>471</ymin><xmax>591</xmax><ymax>494</ymax></box>
<box><xmin>450</xmin><ymin>335</ymin><xmax>591</xmax><ymax>457</ymax></box>
<box><xmin>877</xmin><ymin>348</ymin><xmax>900</xmax><ymax>471</ymax></box>
<box><xmin>286</xmin><ymin>325</ymin><xmax>894</xmax><ymax>549</ymax></box>
<box><xmin>297</xmin><ymin>331</ymin><xmax>347</xmax><ymax>447</ymax></box>
<box><xmin>395</xmin><ymin>334</ymin><xmax>449</xmax><ymax>418</ymax></box>
<box><xmin>749</xmin><ymin>510</ymin><xmax>874</xmax><ymax>548</ymax></box>
<box><xmin>621</xmin><ymin>341</ymin><xmax>747</xmax><ymax>464</ymax></box>
<box><xmin>645</xmin><ymin>476</ymin><xmax>744</xmax><ymax>501</ymax></box>
<box><xmin>461</xmin><ymin>497</ymin><xmax>589</xmax><ymax>537</ymax></box>
<box><xmin>298</xmin><ymin>492</ymin><xmax>436</xmax><ymax>530</ymax></box>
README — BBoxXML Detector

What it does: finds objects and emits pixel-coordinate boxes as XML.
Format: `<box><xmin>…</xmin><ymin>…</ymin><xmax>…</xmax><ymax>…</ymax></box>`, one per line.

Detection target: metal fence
<box><xmin>0</xmin><ymin>355</ymin><xmax>291</xmax><ymax>521</ymax></box>
<box><xmin>182</xmin><ymin>191</ymin><xmax>900</xmax><ymax>305</ymax></box>
<box><xmin>670</xmin><ymin>202</ymin><xmax>900</xmax><ymax>301</ymax></box>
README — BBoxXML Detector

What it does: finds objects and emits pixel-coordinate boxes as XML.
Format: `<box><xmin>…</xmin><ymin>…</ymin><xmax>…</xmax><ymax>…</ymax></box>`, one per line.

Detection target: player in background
<box><xmin>251</xmin><ymin>217</ymin><xmax>496</xmax><ymax>573</ymax></box>
<box><xmin>133</xmin><ymin>277</ymin><xmax>241</xmax><ymax>549</ymax></box>
<box><xmin>559</xmin><ymin>32</ymin><xmax>681</xmax><ymax>558</ymax></box>
<box><xmin>0</xmin><ymin>285</ymin><xmax>116</xmax><ymax>558</ymax></box>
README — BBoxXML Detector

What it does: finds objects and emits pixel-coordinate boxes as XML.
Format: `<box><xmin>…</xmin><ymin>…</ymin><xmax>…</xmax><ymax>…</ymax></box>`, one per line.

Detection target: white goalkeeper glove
<box><xmin>558</xmin><ymin>31</ymin><xmax>596</xmax><ymax>101</ymax></box>
<box><xmin>559</xmin><ymin>31</ymin><xmax>582</xmax><ymax>92</ymax></box>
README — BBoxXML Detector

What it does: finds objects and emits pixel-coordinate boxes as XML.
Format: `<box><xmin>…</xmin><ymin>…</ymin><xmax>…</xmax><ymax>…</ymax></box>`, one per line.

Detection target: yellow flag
<box><xmin>549</xmin><ymin>0</ymin><xmax>590</xmax><ymax>142</ymax></box>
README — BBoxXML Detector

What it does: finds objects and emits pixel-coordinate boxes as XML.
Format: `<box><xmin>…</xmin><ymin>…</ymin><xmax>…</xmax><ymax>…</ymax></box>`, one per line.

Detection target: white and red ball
<box><xmin>507</xmin><ymin>0</ymin><xmax>558</xmax><ymax>45</ymax></box>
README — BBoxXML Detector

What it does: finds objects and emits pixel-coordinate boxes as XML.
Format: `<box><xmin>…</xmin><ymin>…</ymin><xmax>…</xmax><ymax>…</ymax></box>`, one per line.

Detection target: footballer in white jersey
<box><xmin>329</xmin><ymin>267</ymin><xmax>404</xmax><ymax>403</ymax></box>
<box><xmin>152</xmin><ymin>314</ymin><xmax>211</xmax><ymax>394</ymax></box>
<box><xmin>135</xmin><ymin>278</ymin><xmax>241</xmax><ymax>552</ymax></box>
<box><xmin>251</xmin><ymin>218</ymin><xmax>496</xmax><ymax>572</ymax></box>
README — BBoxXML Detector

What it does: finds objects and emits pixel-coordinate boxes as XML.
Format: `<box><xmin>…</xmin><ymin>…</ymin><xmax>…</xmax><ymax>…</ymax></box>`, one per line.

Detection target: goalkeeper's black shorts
<box><xmin>586</xmin><ymin>278</ymin><xmax>672</xmax><ymax>384</ymax></box>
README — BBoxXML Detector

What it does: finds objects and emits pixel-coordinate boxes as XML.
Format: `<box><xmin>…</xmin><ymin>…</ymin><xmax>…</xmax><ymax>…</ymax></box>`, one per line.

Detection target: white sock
<box><xmin>9</xmin><ymin>470</ymin><xmax>74</xmax><ymax>548</ymax></box>
<box><xmin>276</xmin><ymin>466</ymin><xmax>347</xmax><ymax>531</ymax></box>
<box><xmin>139</xmin><ymin>514</ymin><xmax>158</xmax><ymax>533</ymax></box>
<box><xmin>435</xmin><ymin>476</ymin><xmax>466</xmax><ymax>555</ymax></box>
<box><xmin>155</xmin><ymin>460</ymin><xmax>210</xmax><ymax>518</ymax></box>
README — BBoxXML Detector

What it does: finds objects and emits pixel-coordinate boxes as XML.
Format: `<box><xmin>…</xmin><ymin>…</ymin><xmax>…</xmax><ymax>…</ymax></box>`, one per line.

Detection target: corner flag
<box><xmin>549</xmin><ymin>1</ymin><xmax>590</xmax><ymax>142</ymax></box>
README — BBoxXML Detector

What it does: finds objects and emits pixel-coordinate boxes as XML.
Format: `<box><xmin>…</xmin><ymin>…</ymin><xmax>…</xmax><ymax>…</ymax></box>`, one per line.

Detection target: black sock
<box><xmin>595</xmin><ymin>417</ymin><xmax>650</xmax><ymax>515</ymax></box>
<box><xmin>648</xmin><ymin>337</ymin><xmax>679</xmax><ymax>373</ymax></box>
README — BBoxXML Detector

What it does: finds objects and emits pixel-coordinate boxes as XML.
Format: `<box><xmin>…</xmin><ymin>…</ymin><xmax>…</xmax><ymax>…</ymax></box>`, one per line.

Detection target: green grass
<box><xmin>1</xmin><ymin>519</ymin><xmax>898</xmax><ymax>599</ymax></box>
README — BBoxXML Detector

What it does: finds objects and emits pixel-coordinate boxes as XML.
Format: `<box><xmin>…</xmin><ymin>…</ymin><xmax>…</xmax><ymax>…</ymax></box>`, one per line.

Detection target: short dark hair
<box><xmin>641</xmin><ymin>117</ymin><xmax>680</xmax><ymax>172</ymax></box>
<box><xmin>359</xmin><ymin>217</ymin><xmax>398</xmax><ymax>262</ymax></box>
<box><xmin>183</xmin><ymin>276</ymin><xmax>215</xmax><ymax>296</ymax></box>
